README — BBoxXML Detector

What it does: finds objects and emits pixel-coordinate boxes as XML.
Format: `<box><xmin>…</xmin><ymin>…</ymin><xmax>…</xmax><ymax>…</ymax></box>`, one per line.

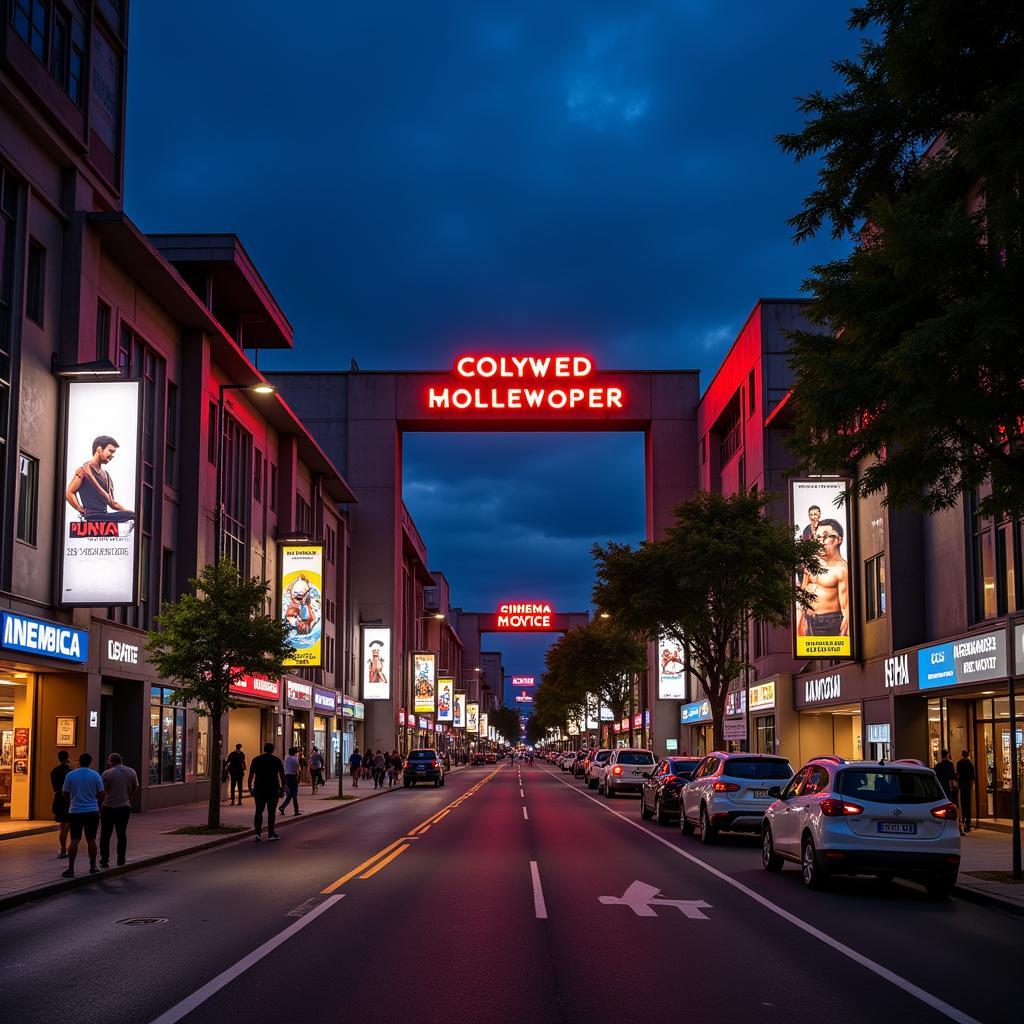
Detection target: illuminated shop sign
<box><xmin>918</xmin><ymin>631</ymin><xmax>1006</xmax><ymax>690</ymax></box>
<box><xmin>749</xmin><ymin>681</ymin><xmax>776</xmax><ymax>712</ymax></box>
<box><xmin>0</xmin><ymin>611</ymin><xmax>88</xmax><ymax>663</ymax></box>
<box><xmin>726</xmin><ymin>690</ymin><xmax>746</xmax><ymax>717</ymax></box>
<box><xmin>353</xmin><ymin>700</ymin><xmax>364</xmax><ymax>721</ymax></box>
<box><xmin>497</xmin><ymin>603</ymin><xmax>551</xmax><ymax>630</ymax></box>
<box><xmin>313</xmin><ymin>688</ymin><xmax>337</xmax><ymax>714</ymax></box>
<box><xmin>804</xmin><ymin>673</ymin><xmax>842</xmax><ymax>704</ymax></box>
<box><xmin>680</xmin><ymin>699</ymin><xmax>712</xmax><ymax>725</ymax></box>
<box><xmin>229</xmin><ymin>672</ymin><xmax>281</xmax><ymax>701</ymax></box>
<box><xmin>515</xmin><ymin>693</ymin><xmax>534</xmax><ymax>703</ymax></box>
<box><xmin>426</xmin><ymin>355</ymin><xmax>624</xmax><ymax>413</ymax></box>
<box><xmin>286</xmin><ymin>680</ymin><xmax>313</xmax><ymax>710</ymax></box>
<box><xmin>511</xmin><ymin>676</ymin><xmax>536</xmax><ymax>687</ymax></box>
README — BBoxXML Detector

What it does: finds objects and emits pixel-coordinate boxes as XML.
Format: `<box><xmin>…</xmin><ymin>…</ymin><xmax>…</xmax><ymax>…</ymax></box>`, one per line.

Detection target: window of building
<box><xmin>150</xmin><ymin>686</ymin><xmax>185</xmax><ymax>784</ymax></box>
<box><xmin>296</xmin><ymin>494</ymin><xmax>313</xmax><ymax>535</ymax></box>
<box><xmin>970</xmin><ymin>491</ymin><xmax>997</xmax><ymax>621</ymax></box>
<box><xmin>26</xmin><ymin>240</ymin><xmax>45</xmax><ymax>326</ymax></box>
<box><xmin>864</xmin><ymin>553</ymin><xmax>886</xmax><ymax>621</ymax></box>
<box><xmin>253</xmin><ymin>448</ymin><xmax>263</xmax><ymax>502</ymax></box>
<box><xmin>719</xmin><ymin>403</ymin><xmax>741</xmax><ymax>466</ymax></box>
<box><xmin>161</xmin><ymin>547</ymin><xmax>175</xmax><ymax>608</ymax></box>
<box><xmin>12</xmin><ymin>0</ymin><xmax>48</xmax><ymax>61</ymax></box>
<box><xmin>0</xmin><ymin>165</ymin><xmax>19</xmax><ymax>548</ymax></box>
<box><xmin>269</xmin><ymin>463</ymin><xmax>278</xmax><ymax>512</ymax></box>
<box><xmin>164</xmin><ymin>381</ymin><xmax>178</xmax><ymax>487</ymax></box>
<box><xmin>996</xmin><ymin>521</ymin><xmax>1019</xmax><ymax>616</ymax></box>
<box><xmin>68</xmin><ymin>24</ymin><xmax>83</xmax><ymax>105</ymax></box>
<box><xmin>325</xmin><ymin>634</ymin><xmax>335</xmax><ymax>674</ymax></box>
<box><xmin>325</xmin><ymin>524</ymin><xmax>336</xmax><ymax>564</ymax></box>
<box><xmin>755</xmin><ymin>715</ymin><xmax>776</xmax><ymax>755</ymax></box>
<box><xmin>737</xmin><ymin>454</ymin><xmax>745</xmax><ymax>491</ymax></box>
<box><xmin>748</xmin><ymin>369</ymin><xmax>756</xmax><ymax>416</ymax></box>
<box><xmin>208</xmin><ymin>399</ymin><xmax>218</xmax><ymax>463</ymax></box>
<box><xmin>96</xmin><ymin>300</ymin><xmax>111</xmax><ymax>359</ymax></box>
<box><xmin>116</xmin><ymin>321</ymin><xmax>132</xmax><ymax>374</ymax></box>
<box><xmin>222</xmin><ymin>414</ymin><xmax>252</xmax><ymax>572</ymax></box>
<box><xmin>50</xmin><ymin>6</ymin><xmax>67</xmax><ymax>88</ymax></box>
<box><xmin>16</xmin><ymin>452</ymin><xmax>38</xmax><ymax>544</ymax></box>
<box><xmin>699</xmin><ymin>436</ymin><xmax>706</xmax><ymax>465</ymax></box>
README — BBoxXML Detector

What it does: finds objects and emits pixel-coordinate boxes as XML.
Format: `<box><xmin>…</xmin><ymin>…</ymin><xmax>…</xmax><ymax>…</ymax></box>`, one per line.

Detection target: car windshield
<box><xmin>724</xmin><ymin>758</ymin><xmax>793</xmax><ymax>779</ymax></box>
<box><xmin>617</xmin><ymin>752</ymin><xmax>656</xmax><ymax>765</ymax></box>
<box><xmin>595</xmin><ymin>751</ymin><xmax>611</xmax><ymax>762</ymax></box>
<box><xmin>408</xmin><ymin>751</ymin><xmax>436</xmax><ymax>761</ymax></box>
<box><xmin>837</xmin><ymin>769</ymin><xmax>944</xmax><ymax>804</ymax></box>
<box><xmin>668</xmin><ymin>759</ymin><xmax>698</xmax><ymax>777</ymax></box>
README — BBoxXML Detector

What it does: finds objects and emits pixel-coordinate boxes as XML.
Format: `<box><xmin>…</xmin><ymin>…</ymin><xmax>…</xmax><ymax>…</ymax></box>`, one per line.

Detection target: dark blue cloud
<box><xmin>125</xmin><ymin>2</ymin><xmax>860</xmax><ymax>688</ymax></box>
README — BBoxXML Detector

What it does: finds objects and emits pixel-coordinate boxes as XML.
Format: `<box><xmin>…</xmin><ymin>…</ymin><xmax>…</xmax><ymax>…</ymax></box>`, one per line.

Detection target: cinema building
<box><xmin>0</xmin><ymin>5</ymin><xmax>357</xmax><ymax>823</ymax></box>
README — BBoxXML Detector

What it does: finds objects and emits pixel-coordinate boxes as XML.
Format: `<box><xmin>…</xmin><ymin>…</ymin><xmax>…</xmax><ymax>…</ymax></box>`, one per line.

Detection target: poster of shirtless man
<box><xmin>791</xmin><ymin>479</ymin><xmax>853</xmax><ymax>659</ymax></box>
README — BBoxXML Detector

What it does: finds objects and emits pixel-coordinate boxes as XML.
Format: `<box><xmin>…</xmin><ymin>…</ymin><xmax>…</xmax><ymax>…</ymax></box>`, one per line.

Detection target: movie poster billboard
<box><xmin>658</xmin><ymin>634</ymin><xmax>687</xmax><ymax>700</ymax></box>
<box><xmin>436</xmin><ymin>677</ymin><xmax>454</xmax><ymax>722</ymax></box>
<box><xmin>453</xmin><ymin>691</ymin><xmax>466</xmax><ymax>728</ymax></box>
<box><xmin>60</xmin><ymin>380</ymin><xmax>141</xmax><ymax>606</ymax></box>
<box><xmin>479</xmin><ymin>712</ymin><xmax>489</xmax><ymax>738</ymax></box>
<box><xmin>362</xmin><ymin>627</ymin><xmax>391</xmax><ymax>700</ymax></box>
<box><xmin>791</xmin><ymin>478</ymin><xmax>853</xmax><ymax>659</ymax></box>
<box><xmin>413</xmin><ymin>652</ymin><xmax>436</xmax><ymax>714</ymax></box>
<box><xmin>466</xmin><ymin>701</ymin><xmax>480</xmax><ymax>734</ymax></box>
<box><xmin>281</xmin><ymin>544</ymin><xmax>323</xmax><ymax>667</ymax></box>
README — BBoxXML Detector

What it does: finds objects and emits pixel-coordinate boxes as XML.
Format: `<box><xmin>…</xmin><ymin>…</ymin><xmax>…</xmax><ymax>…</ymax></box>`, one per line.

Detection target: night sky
<box><xmin>125</xmin><ymin>2</ymin><xmax>858</xmax><ymax>687</ymax></box>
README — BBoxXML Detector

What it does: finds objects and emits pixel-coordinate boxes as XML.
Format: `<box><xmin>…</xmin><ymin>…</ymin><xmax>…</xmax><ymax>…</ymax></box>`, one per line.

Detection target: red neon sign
<box><xmin>426</xmin><ymin>355</ymin><xmax>624</xmax><ymax>413</ymax></box>
<box><xmin>497</xmin><ymin>602</ymin><xmax>552</xmax><ymax>630</ymax></box>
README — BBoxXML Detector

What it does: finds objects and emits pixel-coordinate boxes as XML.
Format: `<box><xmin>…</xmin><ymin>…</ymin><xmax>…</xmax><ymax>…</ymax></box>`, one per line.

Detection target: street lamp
<box><xmin>214</xmin><ymin>381</ymin><xmax>277</xmax><ymax>561</ymax></box>
<box><xmin>51</xmin><ymin>356</ymin><xmax>122</xmax><ymax>378</ymax></box>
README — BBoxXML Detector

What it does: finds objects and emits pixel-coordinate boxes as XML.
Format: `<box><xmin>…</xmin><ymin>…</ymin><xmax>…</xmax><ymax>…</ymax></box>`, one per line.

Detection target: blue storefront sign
<box><xmin>680</xmin><ymin>698</ymin><xmax>712</xmax><ymax>725</ymax></box>
<box><xmin>918</xmin><ymin>631</ymin><xmax>1006</xmax><ymax>690</ymax></box>
<box><xmin>1</xmin><ymin>611</ymin><xmax>88</xmax><ymax>663</ymax></box>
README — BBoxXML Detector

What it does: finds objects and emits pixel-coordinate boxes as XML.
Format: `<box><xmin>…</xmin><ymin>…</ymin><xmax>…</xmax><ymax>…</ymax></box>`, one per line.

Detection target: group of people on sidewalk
<box><xmin>347</xmin><ymin>748</ymin><xmax>404</xmax><ymax>789</ymax></box>
<box><xmin>934</xmin><ymin>749</ymin><xmax>977</xmax><ymax>833</ymax></box>
<box><xmin>222</xmin><ymin>742</ymin><xmax>327</xmax><ymax>805</ymax></box>
<box><xmin>50</xmin><ymin>750</ymin><xmax>139</xmax><ymax>877</ymax></box>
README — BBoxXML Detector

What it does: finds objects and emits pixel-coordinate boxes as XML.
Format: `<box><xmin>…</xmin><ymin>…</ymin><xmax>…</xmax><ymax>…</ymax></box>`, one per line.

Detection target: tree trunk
<box><xmin>710</xmin><ymin>688</ymin><xmax>728</xmax><ymax>753</ymax></box>
<box><xmin>208</xmin><ymin>701</ymin><xmax>223</xmax><ymax>830</ymax></box>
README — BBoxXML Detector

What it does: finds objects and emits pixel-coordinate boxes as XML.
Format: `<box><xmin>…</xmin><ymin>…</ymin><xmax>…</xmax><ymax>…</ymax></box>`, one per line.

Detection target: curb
<box><xmin>954</xmin><ymin>882</ymin><xmax>1024</xmax><ymax>918</ymax></box>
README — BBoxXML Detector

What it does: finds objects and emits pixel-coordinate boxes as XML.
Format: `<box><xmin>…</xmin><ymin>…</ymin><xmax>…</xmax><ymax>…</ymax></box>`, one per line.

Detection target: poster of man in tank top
<box><xmin>60</xmin><ymin>381</ymin><xmax>140</xmax><ymax>606</ymax></box>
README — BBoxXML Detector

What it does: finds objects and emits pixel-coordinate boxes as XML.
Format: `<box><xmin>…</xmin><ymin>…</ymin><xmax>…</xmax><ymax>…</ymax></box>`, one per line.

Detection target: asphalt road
<box><xmin>2</xmin><ymin>762</ymin><xmax>1019</xmax><ymax>1024</ymax></box>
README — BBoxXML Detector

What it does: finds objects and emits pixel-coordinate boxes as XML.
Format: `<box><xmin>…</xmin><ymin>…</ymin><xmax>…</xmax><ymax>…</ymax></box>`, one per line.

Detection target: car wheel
<box><xmin>404</xmin><ymin>780</ymin><xmax>411</xmax><ymax>788</ymax></box>
<box><xmin>680</xmin><ymin>809</ymin><xmax>695</xmax><ymax>837</ymax></box>
<box><xmin>434</xmin><ymin>778</ymin><xmax>440</xmax><ymax>787</ymax></box>
<box><xmin>655</xmin><ymin>797</ymin><xmax>668</xmax><ymax>827</ymax></box>
<box><xmin>588</xmin><ymin>778</ymin><xmax>597</xmax><ymax>790</ymax></box>
<box><xmin>699</xmin><ymin>805</ymin><xmax>716</xmax><ymax>844</ymax></box>
<box><xmin>606</xmin><ymin>782</ymin><xmax>615</xmax><ymax>798</ymax></box>
<box><xmin>762</xmin><ymin>825</ymin><xmax>784</xmax><ymax>872</ymax></box>
<box><xmin>925</xmin><ymin>873</ymin><xmax>956</xmax><ymax>899</ymax></box>
<box><xmin>801</xmin><ymin>836</ymin><xmax>827</xmax><ymax>890</ymax></box>
<box><xmin>640</xmin><ymin>794</ymin><xmax>653</xmax><ymax>820</ymax></box>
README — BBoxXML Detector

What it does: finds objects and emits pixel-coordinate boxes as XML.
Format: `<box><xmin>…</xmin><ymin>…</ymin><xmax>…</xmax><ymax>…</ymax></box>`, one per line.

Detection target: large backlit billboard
<box><xmin>479</xmin><ymin>712</ymin><xmax>489</xmax><ymax>738</ymax></box>
<box><xmin>60</xmin><ymin>380</ymin><xmax>141</xmax><ymax>606</ymax></box>
<box><xmin>791</xmin><ymin>478</ymin><xmax>853</xmax><ymax>659</ymax></box>
<box><xmin>362</xmin><ymin>627</ymin><xmax>391</xmax><ymax>700</ymax></box>
<box><xmin>658</xmin><ymin>634</ymin><xmax>687</xmax><ymax>700</ymax></box>
<box><xmin>466</xmin><ymin>701</ymin><xmax>480</xmax><ymax>733</ymax></box>
<box><xmin>413</xmin><ymin>652</ymin><xmax>436</xmax><ymax>714</ymax></box>
<box><xmin>453</xmin><ymin>691</ymin><xmax>466</xmax><ymax>728</ymax></box>
<box><xmin>281</xmin><ymin>544</ymin><xmax>323</xmax><ymax>668</ymax></box>
<box><xmin>436</xmin><ymin>677</ymin><xmax>454</xmax><ymax>722</ymax></box>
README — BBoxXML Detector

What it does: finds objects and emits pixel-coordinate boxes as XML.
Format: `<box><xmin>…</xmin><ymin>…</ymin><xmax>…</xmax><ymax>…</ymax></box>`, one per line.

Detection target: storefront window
<box><xmin>755</xmin><ymin>715</ymin><xmax>775</xmax><ymax>754</ymax></box>
<box><xmin>195</xmin><ymin>714</ymin><xmax>209</xmax><ymax>778</ymax></box>
<box><xmin>150</xmin><ymin>685</ymin><xmax>184</xmax><ymax>784</ymax></box>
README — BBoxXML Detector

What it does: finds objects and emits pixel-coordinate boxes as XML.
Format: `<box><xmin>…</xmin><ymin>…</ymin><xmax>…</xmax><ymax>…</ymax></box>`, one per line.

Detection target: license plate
<box><xmin>753</xmin><ymin>789</ymin><xmax>769</xmax><ymax>799</ymax></box>
<box><xmin>878</xmin><ymin>821</ymin><xmax>917</xmax><ymax>835</ymax></box>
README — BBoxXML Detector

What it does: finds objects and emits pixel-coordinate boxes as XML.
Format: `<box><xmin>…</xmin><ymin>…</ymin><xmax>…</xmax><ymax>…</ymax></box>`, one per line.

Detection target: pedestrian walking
<box><xmin>61</xmin><ymin>752</ymin><xmax>105</xmax><ymax>877</ymax></box>
<box><xmin>99</xmin><ymin>753</ymin><xmax>139</xmax><ymax>868</ymax></box>
<box><xmin>279</xmin><ymin>746</ymin><xmax>302</xmax><ymax>815</ymax></box>
<box><xmin>224</xmin><ymin>742</ymin><xmax>246</xmax><ymax>805</ymax></box>
<box><xmin>349</xmin><ymin>747</ymin><xmax>362</xmax><ymax>787</ymax></box>
<box><xmin>934</xmin><ymin>749</ymin><xmax>956</xmax><ymax>801</ymax></box>
<box><xmin>298</xmin><ymin>747</ymin><xmax>309</xmax><ymax>785</ymax></box>
<box><xmin>248</xmin><ymin>742</ymin><xmax>285</xmax><ymax>841</ymax></box>
<box><xmin>389</xmin><ymin>750</ymin><xmax>402</xmax><ymax>789</ymax></box>
<box><xmin>309</xmin><ymin>746</ymin><xmax>325</xmax><ymax>794</ymax></box>
<box><xmin>372</xmin><ymin>750</ymin><xmax>386</xmax><ymax>789</ymax></box>
<box><xmin>51</xmin><ymin>750</ymin><xmax>72</xmax><ymax>859</ymax></box>
<box><xmin>956</xmin><ymin>749</ymin><xmax>976</xmax><ymax>833</ymax></box>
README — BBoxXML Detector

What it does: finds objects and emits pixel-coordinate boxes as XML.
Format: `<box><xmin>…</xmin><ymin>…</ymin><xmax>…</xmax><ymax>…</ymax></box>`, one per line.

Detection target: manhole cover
<box><xmin>117</xmin><ymin>917</ymin><xmax>168</xmax><ymax>927</ymax></box>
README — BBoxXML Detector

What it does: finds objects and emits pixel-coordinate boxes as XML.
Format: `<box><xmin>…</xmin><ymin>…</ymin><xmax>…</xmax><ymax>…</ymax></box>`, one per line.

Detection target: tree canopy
<box><xmin>489</xmin><ymin>706</ymin><xmax>521</xmax><ymax>746</ymax></box>
<box><xmin>594</xmin><ymin>491</ymin><xmax>819</xmax><ymax>750</ymax></box>
<box><xmin>778</xmin><ymin>0</ymin><xmax>1024</xmax><ymax>519</ymax></box>
<box><xmin>146</xmin><ymin>558</ymin><xmax>293</xmax><ymax>828</ymax></box>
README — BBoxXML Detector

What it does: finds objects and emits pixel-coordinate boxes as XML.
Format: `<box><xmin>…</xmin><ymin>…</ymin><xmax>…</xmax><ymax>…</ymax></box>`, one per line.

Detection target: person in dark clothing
<box><xmin>956</xmin><ymin>750</ymin><xmax>976</xmax><ymax>833</ymax></box>
<box><xmin>934</xmin><ymin>749</ymin><xmax>956</xmax><ymax>801</ymax></box>
<box><xmin>51</xmin><ymin>751</ymin><xmax>72</xmax><ymax>859</ymax></box>
<box><xmin>225</xmin><ymin>743</ymin><xmax>246</xmax><ymax>805</ymax></box>
<box><xmin>248</xmin><ymin>742</ymin><xmax>285</xmax><ymax>841</ymax></box>
<box><xmin>349</xmin><ymin>747</ymin><xmax>362</xmax><ymax>788</ymax></box>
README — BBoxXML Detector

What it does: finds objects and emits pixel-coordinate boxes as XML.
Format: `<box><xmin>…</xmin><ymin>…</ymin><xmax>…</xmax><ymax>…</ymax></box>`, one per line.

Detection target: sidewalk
<box><xmin>0</xmin><ymin>775</ymin><xmax>416</xmax><ymax>910</ymax></box>
<box><xmin>956</xmin><ymin>826</ymin><xmax>1024</xmax><ymax>912</ymax></box>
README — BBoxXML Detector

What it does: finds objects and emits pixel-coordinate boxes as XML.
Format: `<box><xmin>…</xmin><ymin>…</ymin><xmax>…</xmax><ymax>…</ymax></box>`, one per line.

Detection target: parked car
<box><xmin>585</xmin><ymin>749</ymin><xmax>612</xmax><ymax>788</ymax></box>
<box><xmin>598</xmin><ymin>748</ymin><xmax>657</xmax><ymax>797</ymax></box>
<box><xmin>681</xmin><ymin>752</ymin><xmax>793</xmax><ymax>842</ymax></box>
<box><xmin>761</xmin><ymin>757</ymin><xmax>962</xmax><ymax>896</ymax></box>
<box><xmin>562</xmin><ymin>752</ymin><xmax>578</xmax><ymax>773</ymax></box>
<box><xmin>575</xmin><ymin>749</ymin><xmax>595</xmax><ymax>778</ymax></box>
<box><xmin>640</xmin><ymin>757</ymin><xmax>701</xmax><ymax>824</ymax></box>
<box><xmin>485</xmin><ymin>752</ymin><xmax>497</xmax><ymax>764</ymax></box>
<box><xmin>403</xmin><ymin>749</ymin><xmax>446</xmax><ymax>788</ymax></box>
<box><xmin>471</xmin><ymin>752</ymin><xmax>487</xmax><ymax>766</ymax></box>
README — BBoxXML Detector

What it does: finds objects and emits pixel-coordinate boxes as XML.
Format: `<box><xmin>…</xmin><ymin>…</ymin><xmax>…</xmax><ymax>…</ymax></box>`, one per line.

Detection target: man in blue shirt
<box><xmin>61</xmin><ymin>752</ymin><xmax>105</xmax><ymax>877</ymax></box>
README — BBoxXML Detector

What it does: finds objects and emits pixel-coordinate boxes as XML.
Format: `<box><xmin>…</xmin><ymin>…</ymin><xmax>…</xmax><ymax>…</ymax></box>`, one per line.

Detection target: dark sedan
<box><xmin>403</xmin><ymin>749</ymin><xmax>446</xmax><ymax>787</ymax></box>
<box><xmin>640</xmin><ymin>757</ymin><xmax>701</xmax><ymax>825</ymax></box>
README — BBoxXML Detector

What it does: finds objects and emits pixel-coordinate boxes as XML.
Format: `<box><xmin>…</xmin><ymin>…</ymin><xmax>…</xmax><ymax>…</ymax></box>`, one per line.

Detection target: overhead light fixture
<box><xmin>250</xmin><ymin>383</ymin><xmax>277</xmax><ymax>395</ymax></box>
<box><xmin>598</xmin><ymin>611</ymin><xmax>611</xmax><ymax>619</ymax></box>
<box><xmin>51</xmin><ymin>356</ymin><xmax>121</xmax><ymax>378</ymax></box>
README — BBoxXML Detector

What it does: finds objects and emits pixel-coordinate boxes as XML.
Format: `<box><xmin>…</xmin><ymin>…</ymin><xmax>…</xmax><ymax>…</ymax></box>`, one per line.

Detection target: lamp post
<box><xmin>214</xmin><ymin>381</ymin><xmax>277</xmax><ymax>562</ymax></box>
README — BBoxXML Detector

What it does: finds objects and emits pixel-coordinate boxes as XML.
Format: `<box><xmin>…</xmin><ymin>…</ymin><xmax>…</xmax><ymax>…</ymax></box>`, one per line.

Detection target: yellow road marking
<box><xmin>359</xmin><ymin>843</ymin><xmax>410</xmax><ymax>879</ymax></box>
<box><xmin>321</xmin><ymin>838</ymin><xmax>407</xmax><ymax>893</ymax></box>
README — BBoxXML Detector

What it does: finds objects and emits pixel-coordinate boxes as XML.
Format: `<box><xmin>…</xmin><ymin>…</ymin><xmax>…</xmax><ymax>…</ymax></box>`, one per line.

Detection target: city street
<box><xmin>3</xmin><ymin>763</ymin><xmax>1019</xmax><ymax>1024</ymax></box>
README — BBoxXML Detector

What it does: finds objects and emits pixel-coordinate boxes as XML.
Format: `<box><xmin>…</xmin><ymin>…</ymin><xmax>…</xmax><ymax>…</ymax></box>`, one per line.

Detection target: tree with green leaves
<box><xmin>489</xmin><ymin>705</ymin><xmax>521</xmax><ymax>746</ymax></box>
<box><xmin>594</xmin><ymin>491</ymin><xmax>820</xmax><ymax>750</ymax></box>
<box><xmin>778</xmin><ymin>0</ymin><xmax>1024</xmax><ymax>519</ymax></box>
<box><xmin>146</xmin><ymin>558</ymin><xmax>294</xmax><ymax>829</ymax></box>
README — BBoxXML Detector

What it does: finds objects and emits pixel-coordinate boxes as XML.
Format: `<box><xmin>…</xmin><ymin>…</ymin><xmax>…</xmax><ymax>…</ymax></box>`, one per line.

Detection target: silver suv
<box><xmin>681</xmin><ymin>752</ymin><xmax>793</xmax><ymax>843</ymax></box>
<box><xmin>598</xmin><ymin>748</ymin><xmax>656</xmax><ymax>797</ymax></box>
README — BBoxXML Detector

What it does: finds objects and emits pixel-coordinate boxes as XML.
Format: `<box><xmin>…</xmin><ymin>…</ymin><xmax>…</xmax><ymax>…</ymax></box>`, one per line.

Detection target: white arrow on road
<box><xmin>598</xmin><ymin>880</ymin><xmax>712</xmax><ymax>919</ymax></box>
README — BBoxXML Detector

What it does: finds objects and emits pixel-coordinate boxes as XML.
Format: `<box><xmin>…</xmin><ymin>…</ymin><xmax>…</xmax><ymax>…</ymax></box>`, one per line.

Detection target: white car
<box><xmin>598</xmin><ymin>748</ymin><xmax>656</xmax><ymax>797</ymax></box>
<box><xmin>562</xmin><ymin>752</ymin><xmax>578</xmax><ymax>773</ymax></box>
<box><xmin>681</xmin><ymin>752</ymin><xmax>793</xmax><ymax>842</ymax></box>
<box><xmin>761</xmin><ymin>757</ymin><xmax>962</xmax><ymax>897</ymax></box>
<box><xmin>585</xmin><ymin>748</ymin><xmax>612</xmax><ymax>788</ymax></box>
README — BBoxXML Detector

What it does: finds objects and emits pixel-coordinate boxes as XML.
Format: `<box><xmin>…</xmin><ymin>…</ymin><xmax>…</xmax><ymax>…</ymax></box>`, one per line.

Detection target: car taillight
<box><xmin>713</xmin><ymin>781</ymin><xmax>740</xmax><ymax>793</ymax></box>
<box><xmin>931</xmin><ymin>802</ymin><xmax>959</xmax><ymax>820</ymax></box>
<box><xmin>432</xmin><ymin>761</ymin><xmax>439</xmax><ymax>768</ymax></box>
<box><xmin>664</xmin><ymin>775</ymin><xmax>676</xmax><ymax>782</ymax></box>
<box><xmin>818</xmin><ymin>798</ymin><xmax>864</xmax><ymax>816</ymax></box>
<box><xmin>612</xmin><ymin>765</ymin><xmax>623</xmax><ymax>775</ymax></box>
